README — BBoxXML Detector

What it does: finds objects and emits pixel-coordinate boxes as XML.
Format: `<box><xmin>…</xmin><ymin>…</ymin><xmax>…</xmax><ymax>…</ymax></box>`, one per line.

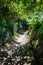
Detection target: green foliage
<box><xmin>29</xmin><ymin>16</ymin><xmax>43</xmax><ymax>65</ymax></box>
<box><xmin>0</xmin><ymin>19</ymin><xmax>7</xmax><ymax>43</ymax></box>
<box><xmin>0</xmin><ymin>19</ymin><xmax>15</xmax><ymax>45</ymax></box>
<box><xmin>30</xmin><ymin>15</ymin><xmax>43</xmax><ymax>40</ymax></box>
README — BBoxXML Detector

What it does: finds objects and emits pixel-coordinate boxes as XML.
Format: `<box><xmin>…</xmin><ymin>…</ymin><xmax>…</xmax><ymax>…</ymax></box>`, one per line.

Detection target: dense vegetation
<box><xmin>0</xmin><ymin>0</ymin><xmax>43</xmax><ymax>65</ymax></box>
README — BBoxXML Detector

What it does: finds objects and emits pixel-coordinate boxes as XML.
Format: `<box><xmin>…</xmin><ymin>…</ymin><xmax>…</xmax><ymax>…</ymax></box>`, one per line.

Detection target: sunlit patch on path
<box><xmin>15</xmin><ymin>31</ymin><xmax>29</xmax><ymax>45</ymax></box>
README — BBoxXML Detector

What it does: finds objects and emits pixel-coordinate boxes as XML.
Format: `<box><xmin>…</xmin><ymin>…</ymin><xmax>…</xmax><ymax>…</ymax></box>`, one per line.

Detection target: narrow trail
<box><xmin>15</xmin><ymin>31</ymin><xmax>29</xmax><ymax>45</ymax></box>
<box><xmin>0</xmin><ymin>31</ymin><xmax>31</xmax><ymax>65</ymax></box>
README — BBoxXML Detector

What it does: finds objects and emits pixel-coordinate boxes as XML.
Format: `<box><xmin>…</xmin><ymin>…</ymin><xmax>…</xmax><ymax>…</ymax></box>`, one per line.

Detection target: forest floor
<box><xmin>0</xmin><ymin>30</ymin><xmax>32</xmax><ymax>65</ymax></box>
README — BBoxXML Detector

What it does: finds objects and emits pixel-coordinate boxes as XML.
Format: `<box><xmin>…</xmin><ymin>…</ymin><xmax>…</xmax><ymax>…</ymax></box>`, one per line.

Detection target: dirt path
<box><xmin>15</xmin><ymin>31</ymin><xmax>29</xmax><ymax>45</ymax></box>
